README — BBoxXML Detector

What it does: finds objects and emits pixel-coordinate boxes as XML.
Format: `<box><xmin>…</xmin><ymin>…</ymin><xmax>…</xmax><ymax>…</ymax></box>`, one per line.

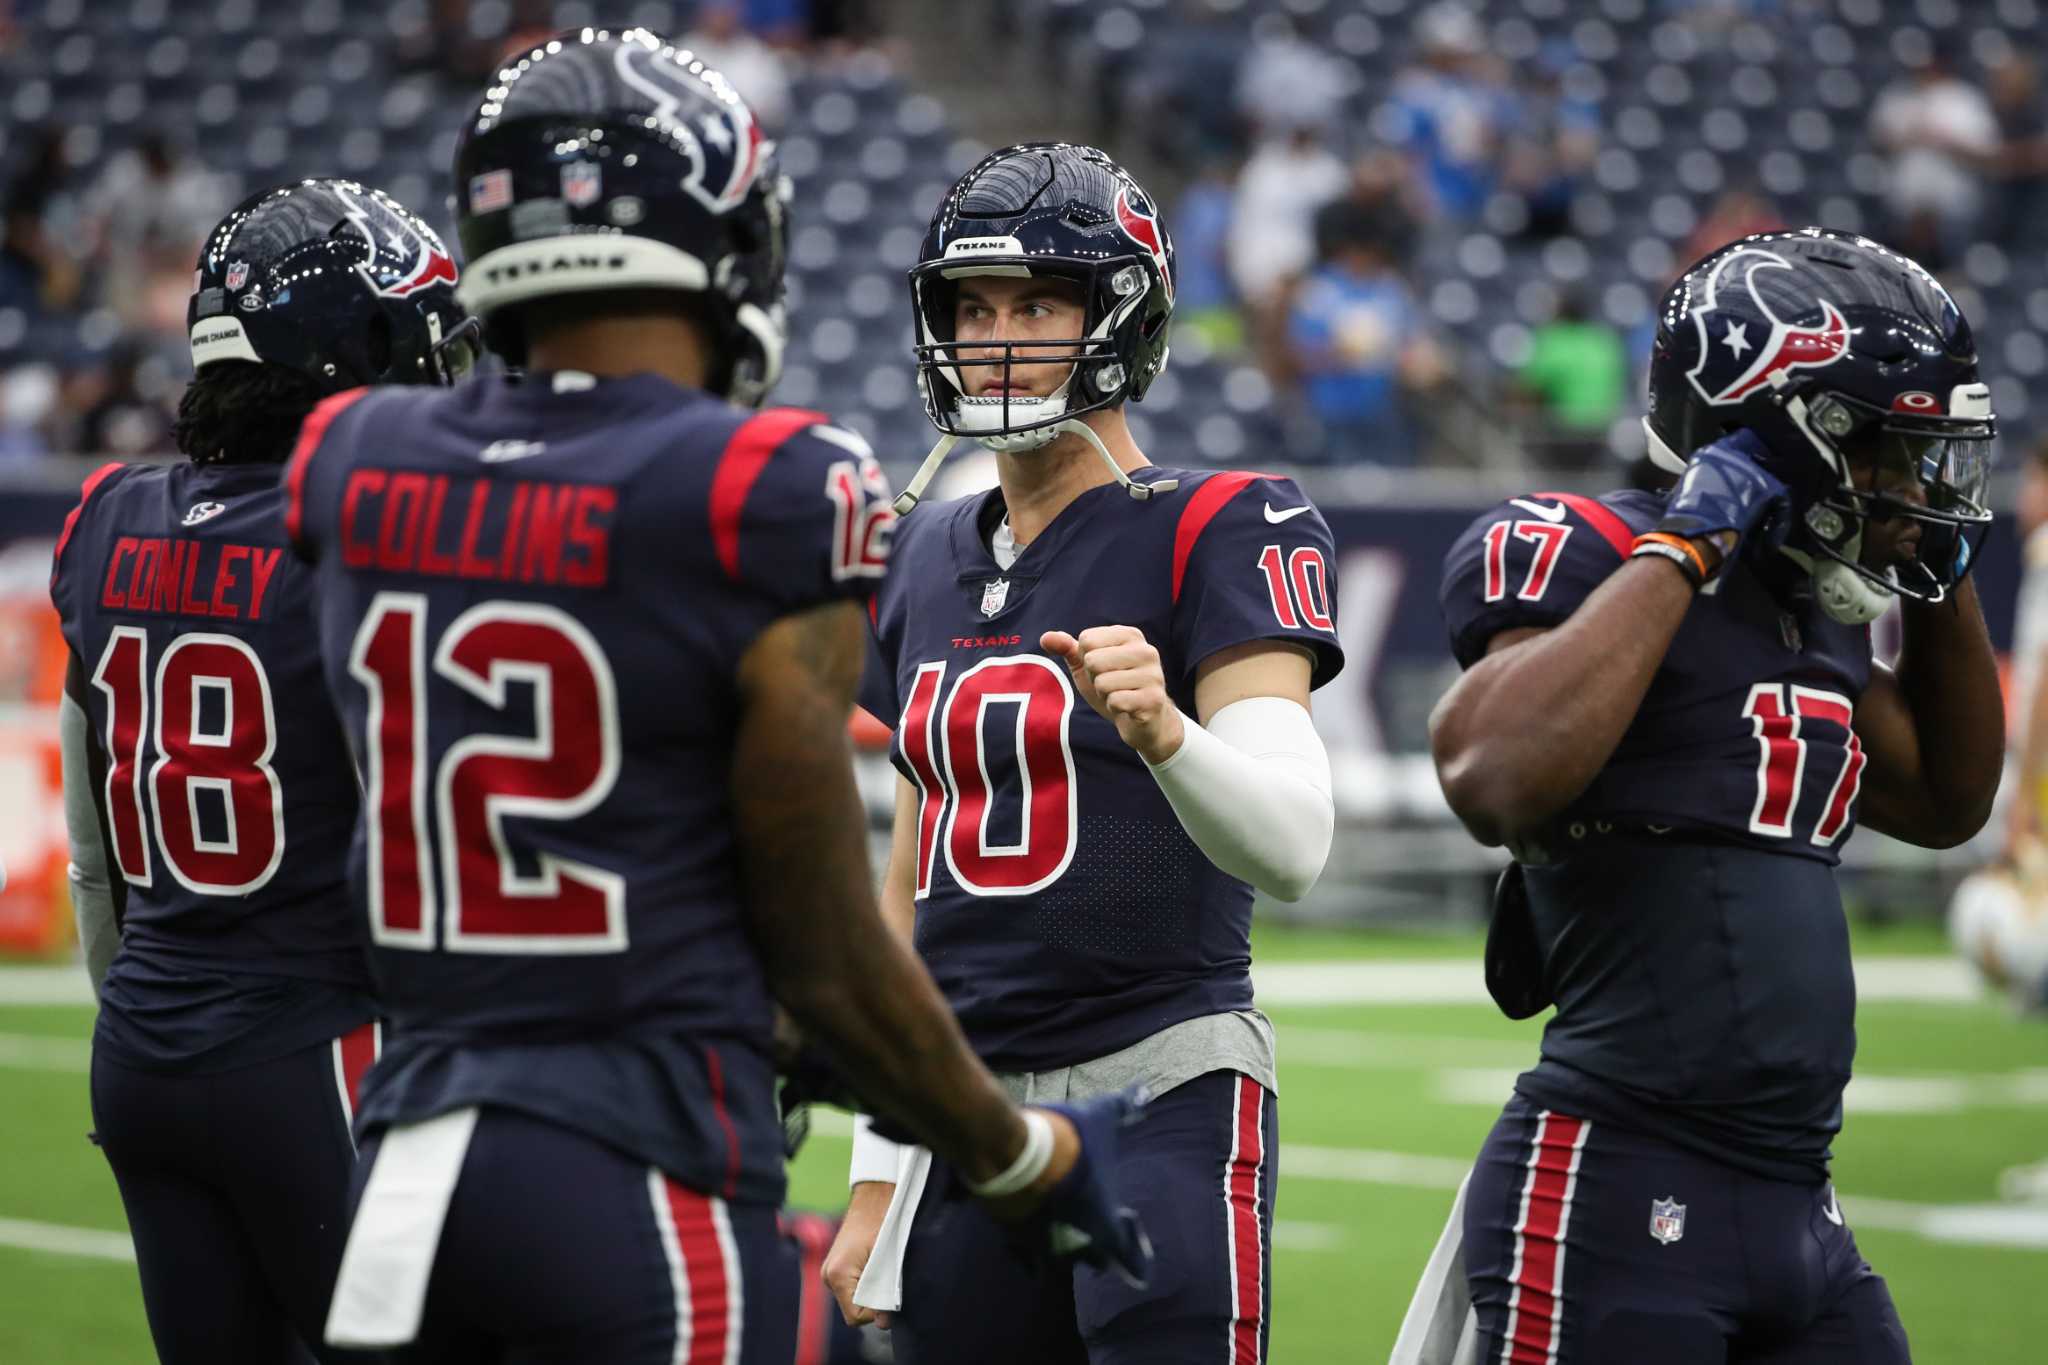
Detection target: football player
<box><xmin>1416</xmin><ymin>228</ymin><xmax>2002</xmax><ymax>1363</ymax></box>
<box><xmin>822</xmin><ymin>142</ymin><xmax>1345</xmax><ymax>1364</ymax></box>
<box><xmin>287</xmin><ymin>33</ymin><xmax>1145</xmax><ymax>1364</ymax></box>
<box><xmin>50</xmin><ymin>177</ymin><xmax>479</xmax><ymax>1364</ymax></box>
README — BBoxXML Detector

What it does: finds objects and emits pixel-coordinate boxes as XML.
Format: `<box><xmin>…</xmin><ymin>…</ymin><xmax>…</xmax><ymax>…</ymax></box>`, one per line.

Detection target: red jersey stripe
<box><xmin>1531</xmin><ymin>491</ymin><xmax>1633</xmax><ymax>560</ymax></box>
<box><xmin>708</xmin><ymin>408</ymin><xmax>826</xmax><ymax>582</ymax></box>
<box><xmin>50</xmin><ymin>461</ymin><xmax>128</xmax><ymax>587</ymax></box>
<box><xmin>1171</xmin><ymin>471</ymin><xmax>1262</xmax><ymax>604</ymax></box>
<box><xmin>284</xmin><ymin>387</ymin><xmax>371</xmax><ymax>549</ymax></box>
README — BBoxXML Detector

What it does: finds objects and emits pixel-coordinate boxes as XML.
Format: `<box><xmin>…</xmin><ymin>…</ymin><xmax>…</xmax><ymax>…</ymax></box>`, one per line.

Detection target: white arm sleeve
<box><xmin>59</xmin><ymin>690</ymin><xmax>119</xmax><ymax>996</ymax></box>
<box><xmin>1144</xmin><ymin>695</ymin><xmax>1334</xmax><ymax>902</ymax></box>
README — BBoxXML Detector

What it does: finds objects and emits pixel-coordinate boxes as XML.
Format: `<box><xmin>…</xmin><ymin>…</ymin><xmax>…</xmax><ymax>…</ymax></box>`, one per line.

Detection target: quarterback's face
<box><xmin>953</xmin><ymin>276</ymin><xmax>1088</xmax><ymax>398</ymax></box>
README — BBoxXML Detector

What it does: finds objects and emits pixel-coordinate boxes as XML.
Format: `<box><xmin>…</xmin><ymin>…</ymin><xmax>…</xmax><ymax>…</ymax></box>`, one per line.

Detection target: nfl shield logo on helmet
<box><xmin>561</xmin><ymin>161</ymin><xmax>602</xmax><ymax>208</ymax></box>
<box><xmin>224</xmin><ymin>260</ymin><xmax>249</xmax><ymax>291</ymax></box>
<box><xmin>980</xmin><ymin>578</ymin><xmax>1010</xmax><ymax>618</ymax></box>
<box><xmin>1649</xmin><ymin>1197</ymin><xmax>1686</xmax><ymax>1245</ymax></box>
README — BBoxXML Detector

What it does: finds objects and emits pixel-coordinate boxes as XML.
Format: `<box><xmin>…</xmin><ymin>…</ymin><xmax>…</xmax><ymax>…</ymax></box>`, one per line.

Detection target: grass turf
<box><xmin>2</xmin><ymin>927</ymin><xmax>2043</xmax><ymax>1362</ymax></box>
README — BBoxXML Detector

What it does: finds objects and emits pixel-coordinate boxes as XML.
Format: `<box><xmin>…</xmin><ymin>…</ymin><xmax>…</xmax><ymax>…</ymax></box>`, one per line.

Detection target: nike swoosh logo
<box><xmin>1822</xmin><ymin>1187</ymin><xmax>1843</xmax><ymax>1225</ymax></box>
<box><xmin>1509</xmin><ymin>498</ymin><xmax>1569</xmax><ymax>522</ymax></box>
<box><xmin>1264</xmin><ymin>503</ymin><xmax>1311</xmax><ymax>524</ymax></box>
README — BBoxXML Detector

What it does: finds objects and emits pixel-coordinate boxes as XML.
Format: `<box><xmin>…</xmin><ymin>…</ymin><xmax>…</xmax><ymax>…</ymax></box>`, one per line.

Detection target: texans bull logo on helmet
<box><xmin>1114</xmin><ymin>187</ymin><xmax>1172</xmax><ymax>304</ymax></box>
<box><xmin>1685</xmin><ymin>246</ymin><xmax>1850</xmax><ymax>407</ymax></box>
<box><xmin>335</xmin><ymin>183</ymin><xmax>458</xmax><ymax>300</ymax></box>
<box><xmin>611</xmin><ymin>41</ymin><xmax>765</xmax><ymax>214</ymax></box>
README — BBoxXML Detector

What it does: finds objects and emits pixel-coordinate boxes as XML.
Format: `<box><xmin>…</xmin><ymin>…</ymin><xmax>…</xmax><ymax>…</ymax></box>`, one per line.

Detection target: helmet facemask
<box><xmin>1773</xmin><ymin>375</ymin><xmax>1996</xmax><ymax>624</ymax></box>
<box><xmin>911</xmin><ymin>258</ymin><xmax>1154</xmax><ymax>450</ymax></box>
<box><xmin>895</xmin><ymin>257</ymin><xmax>1171</xmax><ymax>513</ymax></box>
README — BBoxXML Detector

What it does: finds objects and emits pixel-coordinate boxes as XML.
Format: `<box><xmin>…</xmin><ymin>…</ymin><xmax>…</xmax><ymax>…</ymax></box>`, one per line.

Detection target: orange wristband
<box><xmin>1631</xmin><ymin>531</ymin><xmax>1709</xmax><ymax>586</ymax></box>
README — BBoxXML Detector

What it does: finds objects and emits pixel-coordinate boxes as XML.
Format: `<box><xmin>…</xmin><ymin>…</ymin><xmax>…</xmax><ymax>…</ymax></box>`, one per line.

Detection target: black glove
<box><xmin>1032</xmin><ymin>1090</ymin><xmax>1155</xmax><ymax>1289</ymax></box>
<box><xmin>1652</xmin><ymin>429</ymin><xmax>1792</xmax><ymax>574</ymax></box>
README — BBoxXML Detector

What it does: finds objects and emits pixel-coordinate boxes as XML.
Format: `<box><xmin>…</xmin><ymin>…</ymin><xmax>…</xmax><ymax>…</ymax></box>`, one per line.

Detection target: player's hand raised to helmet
<box><xmin>1042</xmin><ymin>626</ymin><xmax>1185</xmax><ymax>765</ymax></box>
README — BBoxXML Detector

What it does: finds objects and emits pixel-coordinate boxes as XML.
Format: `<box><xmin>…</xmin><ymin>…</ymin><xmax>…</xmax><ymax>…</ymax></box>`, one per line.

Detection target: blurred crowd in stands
<box><xmin>4</xmin><ymin>0</ymin><xmax>2048</xmax><ymax>473</ymax></box>
<box><xmin>0</xmin><ymin>0</ymin><xmax>874</xmax><ymax>468</ymax></box>
<box><xmin>1141</xmin><ymin>0</ymin><xmax>2048</xmax><ymax>467</ymax></box>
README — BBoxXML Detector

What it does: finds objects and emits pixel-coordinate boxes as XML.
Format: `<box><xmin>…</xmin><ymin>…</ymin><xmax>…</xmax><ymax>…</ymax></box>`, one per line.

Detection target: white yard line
<box><xmin>0</xmin><ymin>955</ymin><xmax>1991</xmax><ymax>1010</ymax></box>
<box><xmin>0</xmin><ymin>1032</ymin><xmax>89</xmax><ymax>1073</ymax></box>
<box><xmin>0</xmin><ymin>966</ymin><xmax>93</xmax><ymax>1006</ymax></box>
<box><xmin>0</xmin><ymin>1217</ymin><xmax>133</xmax><ymax>1263</ymax></box>
<box><xmin>1251</xmin><ymin>957</ymin><xmax>1983</xmax><ymax>1007</ymax></box>
<box><xmin>1428</xmin><ymin>1067</ymin><xmax>2048</xmax><ymax>1115</ymax></box>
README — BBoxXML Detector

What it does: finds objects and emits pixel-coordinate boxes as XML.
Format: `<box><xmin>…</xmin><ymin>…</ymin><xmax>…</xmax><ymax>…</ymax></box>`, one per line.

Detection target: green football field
<box><xmin>3</xmin><ymin>922</ymin><xmax>2044</xmax><ymax>1363</ymax></box>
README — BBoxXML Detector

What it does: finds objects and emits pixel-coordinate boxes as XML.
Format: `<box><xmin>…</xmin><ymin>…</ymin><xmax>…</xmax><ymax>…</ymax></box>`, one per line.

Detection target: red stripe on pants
<box><xmin>665</xmin><ymin>1181</ymin><xmax>734</xmax><ymax>1365</ymax></box>
<box><xmin>337</xmin><ymin>1021</ymin><xmax>380</xmax><ymax>1119</ymax></box>
<box><xmin>1227</xmin><ymin>1075</ymin><xmax>1267</xmax><ymax>1365</ymax></box>
<box><xmin>1503</xmin><ymin>1112</ymin><xmax>1588</xmax><ymax>1365</ymax></box>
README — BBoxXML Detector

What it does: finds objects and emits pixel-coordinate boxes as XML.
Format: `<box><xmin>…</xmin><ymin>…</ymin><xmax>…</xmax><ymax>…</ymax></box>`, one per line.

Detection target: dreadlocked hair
<box><xmin>173</xmin><ymin>361</ymin><xmax>327</xmax><ymax>466</ymax></box>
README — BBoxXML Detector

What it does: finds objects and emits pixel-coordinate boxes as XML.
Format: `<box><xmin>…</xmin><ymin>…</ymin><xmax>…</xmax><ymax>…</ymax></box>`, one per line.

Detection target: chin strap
<box><xmin>893</xmin><ymin>420</ymin><xmax>1179</xmax><ymax>516</ymax></box>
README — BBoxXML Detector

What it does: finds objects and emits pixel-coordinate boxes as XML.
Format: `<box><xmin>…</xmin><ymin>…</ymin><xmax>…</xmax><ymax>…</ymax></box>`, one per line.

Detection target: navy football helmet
<box><xmin>451</xmin><ymin>27</ymin><xmax>788</xmax><ymax>406</ymax></box>
<box><xmin>896</xmin><ymin>142</ymin><xmax>1176</xmax><ymax>513</ymax></box>
<box><xmin>189</xmin><ymin>178</ymin><xmax>479</xmax><ymax>391</ymax></box>
<box><xmin>1647</xmin><ymin>228</ymin><xmax>1995</xmax><ymax>623</ymax></box>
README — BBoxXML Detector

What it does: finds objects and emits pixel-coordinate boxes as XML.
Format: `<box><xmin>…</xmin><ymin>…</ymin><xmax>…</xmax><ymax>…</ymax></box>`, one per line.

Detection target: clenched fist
<box><xmin>1041</xmin><ymin>626</ymin><xmax>1185</xmax><ymax>765</ymax></box>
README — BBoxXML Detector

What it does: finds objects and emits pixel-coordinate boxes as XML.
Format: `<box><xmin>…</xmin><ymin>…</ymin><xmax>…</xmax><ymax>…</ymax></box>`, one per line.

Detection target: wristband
<box><xmin>849</xmin><ymin>1114</ymin><xmax>905</xmax><ymax>1188</ymax></box>
<box><xmin>1631</xmin><ymin>532</ymin><xmax>1707</xmax><ymax>588</ymax></box>
<box><xmin>965</xmin><ymin>1108</ymin><xmax>1055</xmax><ymax>1198</ymax></box>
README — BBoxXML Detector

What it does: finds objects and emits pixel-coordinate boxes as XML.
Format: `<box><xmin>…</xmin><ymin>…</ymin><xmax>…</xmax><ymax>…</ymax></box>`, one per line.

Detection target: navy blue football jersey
<box><xmin>866</xmin><ymin>468</ymin><xmax>1343</xmax><ymax>1072</ymax></box>
<box><xmin>49</xmin><ymin>460</ymin><xmax>374</xmax><ymax>1071</ymax></box>
<box><xmin>1440</xmin><ymin>489</ymin><xmax>1877</xmax><ymax>1179</ymax></box>
<box><xmin>286</xmin><ymin>372</ymin><xmax>894</xmax><ymax>1205</ymax></box>
<box><xmin>1441</xmin><ymin>490</ymin><xmax>1873</xmax><ymax>861</ymax></box>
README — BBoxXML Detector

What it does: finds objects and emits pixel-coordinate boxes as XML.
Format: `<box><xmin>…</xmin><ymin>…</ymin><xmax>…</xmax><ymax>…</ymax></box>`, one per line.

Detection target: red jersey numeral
<box><xmin>823</xmin><ymin>455</ymin><xmax>894</xmax><ymax>581</ymax></box>
<box><xmin>1481</xmin><ymin>519</ymin><xmax>1575</xmax><ymax>603</ymax></box>
<box><xmin>349</xmin><ymin>593</ymin><xmax>625</xmax><ymax>953</ymax></box>
<box><xmin>89</xmin><ymin>628</ymin><xmax>284</xmax><ymax>894</ymax></box>
<box><xmin>896</xmin><ymin>655</ymin><xmax>1078</xmax><ymax>898</ymax></box>
<box><xmin>1743</xmin><ymin>683</ymin><xmax>1864</xmax><ymax>845</ymax></box>
<box><xmin>1258</xmin><ymin>545</ymin><xmax>1334</xmax><ymax>631</ymax></box>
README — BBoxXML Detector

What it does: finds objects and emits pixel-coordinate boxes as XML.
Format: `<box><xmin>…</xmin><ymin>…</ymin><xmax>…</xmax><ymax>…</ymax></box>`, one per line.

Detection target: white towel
<box><xmin>1389</xmin><ymin>1172</ymin><xmax>1480</xmax><ymax>1365</ymax></box>
<box><xmin>850</xmin><ymin>1142</ymin><xmax>932</xmax><ymax>1313</ymax></box>
<box><xmin>325</xmin><ymin>1107</ymin><xmax>479</xmax><ymax>1348</ymax></box>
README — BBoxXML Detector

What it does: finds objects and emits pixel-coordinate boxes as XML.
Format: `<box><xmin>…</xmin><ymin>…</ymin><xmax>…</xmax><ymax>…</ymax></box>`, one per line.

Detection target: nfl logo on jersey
<box><xmin>980</xmin><ymin>577</ymin><xmax>1010</xmax><ymax>618</ymax></box>
<box><xmin>1649</xmin><ymin>1196</ymin><xmax>1687</xmax><ymax>1245</ymax></box>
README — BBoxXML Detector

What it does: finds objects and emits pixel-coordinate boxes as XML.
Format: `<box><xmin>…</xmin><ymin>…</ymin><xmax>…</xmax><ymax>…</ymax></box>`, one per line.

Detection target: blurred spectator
<box><xmin>1312</xmin><ymin>150</ymin><xmax>1423</xmax><ymax>273</ymax></box>
<box><xmin>85</xmin><ymin>134</ymin><xmax>226</xmax><ymax>343</ymax></box>
<box><xmin>1284</xmin><ymin>200</ymin><xmax>1447</xmax><ymax>467</ymax></box>
<box><xmin>1987</xmin><ymin>51</ymin><xmax>2048</xmax><ymax>249</ymax></box>
<box><xmin>0</xmin><ymin>364</ymin><xmax>57</xmax><ymax>462</ymax></box>
<box><xmin>1502</xmin><ymin>53</ymin><xmax>1601</xmax><ymax>241</ymax></box>
<box><xmin>687</xmin><ymin>1</ymin><xmax>795</xmax><ymax>131</ymax></box>
<box><xmin>1680</xmin><ymin>186</ymin><xmax>1785</xmax><ymax>271</ymax></box>
<box><xmin>1384</xmin><ymin>3</ymin><xmax>1513</xmax><ymax>221</ymax></box>
<box><xmin>1170</xmin><ymin>159</ymin><xmax>1244</xmax><ymax>355</ymax></box>
<box><xmin>1228</xmin><ymin>126</ymin><xmax>1346</xmax><ymax>309</ymax></box>
<box><xmin>1235</xmin><ymin>15</ymin><xmax>1359</xmax><ymax>139</ymax></box>
<box><xmin>1515</xmin><ymin>291</ymin><xmax>1628</xmax><ymax>468</ymax></box>
<box><xmin>74</xmin><ymin>344</ymin><xmax>173</xmax><ymax>460</ymax></box>
<box><xmin>1870</xmin><ymin>47</ymin><xmax>1998</xmax><ymax>268</ymax></box>
<box><xmin>1125</xmin><ymin>0</ymin><xmax>1243</xmax><ymax>168</ymax></box>
<box><xmin>1</xmin><ymin>127</ymin><xmax>82</xmax><ymax>316</ymax></box>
